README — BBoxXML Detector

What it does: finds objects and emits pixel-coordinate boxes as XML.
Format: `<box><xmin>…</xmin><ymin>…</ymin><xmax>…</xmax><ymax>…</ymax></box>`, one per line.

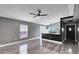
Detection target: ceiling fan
<box><xmin>29</xmin><ymin>9</ymin><xmax>48</xmax><ymax>18</ymax></box>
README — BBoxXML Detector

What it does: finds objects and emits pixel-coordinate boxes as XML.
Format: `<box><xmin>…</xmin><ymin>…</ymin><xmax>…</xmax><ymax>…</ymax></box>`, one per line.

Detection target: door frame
<box><xmin>65</xmin><ymin>24</ymin><xmax>76</xmax><ymax>41</ymax></box>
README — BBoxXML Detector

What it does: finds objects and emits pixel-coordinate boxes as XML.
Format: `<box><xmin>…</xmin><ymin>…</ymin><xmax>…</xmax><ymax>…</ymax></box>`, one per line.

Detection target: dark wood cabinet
<box><xmin>42</xmin><ymin>33</ymin><xmax>62</xmax><ymax>42</ymax></box>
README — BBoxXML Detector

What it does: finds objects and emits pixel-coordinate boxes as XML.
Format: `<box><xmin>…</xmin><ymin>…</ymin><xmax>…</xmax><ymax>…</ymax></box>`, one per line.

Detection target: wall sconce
<box><xmin>62</xmin><ymin>27</ymin><xmax>64</xmax><ymax>32</ymax></box>
<box><xmin>78</xmin><ymin>27</ymin><xmax>79</xmax><ymax>32</ymax></box>
<box><xmin>69</xmin><ymin>27</ymin><xmax>71</xmax><ymax>31</ymax></box>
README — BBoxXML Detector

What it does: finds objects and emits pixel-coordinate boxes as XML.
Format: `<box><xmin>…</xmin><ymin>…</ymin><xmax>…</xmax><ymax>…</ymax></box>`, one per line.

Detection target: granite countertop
<box><xmin>42</xmin><ymin>33</ymin><xmax>60</xmax><ymax>35</ymax></box>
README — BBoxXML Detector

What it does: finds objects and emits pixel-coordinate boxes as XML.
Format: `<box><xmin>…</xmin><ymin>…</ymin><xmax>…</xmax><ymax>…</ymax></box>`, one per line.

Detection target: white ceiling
<box><xmin>0</xmin><ymin>4</ymin><xmax>74</xmax><ymax>25</ymax></box>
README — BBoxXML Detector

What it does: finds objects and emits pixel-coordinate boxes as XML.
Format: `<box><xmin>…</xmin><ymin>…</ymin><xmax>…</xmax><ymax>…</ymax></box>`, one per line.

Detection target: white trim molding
<box><xmin>0</xmin><ymin>37</ymin><xmax>40</xmax><ymax>48</ymax></box>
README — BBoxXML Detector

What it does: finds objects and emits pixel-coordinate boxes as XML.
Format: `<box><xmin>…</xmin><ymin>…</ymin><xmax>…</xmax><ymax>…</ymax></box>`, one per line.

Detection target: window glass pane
<box><xmin>20</xmin><ymin>24</ymin><xmax>28</xmax><ymax>39</ymax></box>
<box><xmin>40</xmin><ymin>26</ymin><xmax>49</xmax><ymax>33</ymax></box>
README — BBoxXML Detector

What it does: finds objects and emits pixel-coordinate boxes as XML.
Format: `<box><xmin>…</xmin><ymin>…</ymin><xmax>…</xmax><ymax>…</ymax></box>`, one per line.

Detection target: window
<box><xmin>20</xmin><ymin>24</ymin><xmax>28</xmax><ymax>39</ymax></box>
<box><xmin>40</xmin><ymin>26</ymin><xmax>48</xmax><ymax>33</ymax></box>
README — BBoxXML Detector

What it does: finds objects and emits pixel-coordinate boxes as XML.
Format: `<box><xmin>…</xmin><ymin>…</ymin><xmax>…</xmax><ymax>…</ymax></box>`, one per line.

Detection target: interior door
<box><xmin>66</xmin><ymin>24</ymin><xmax>75</xmax><ymax>41</ymax></box>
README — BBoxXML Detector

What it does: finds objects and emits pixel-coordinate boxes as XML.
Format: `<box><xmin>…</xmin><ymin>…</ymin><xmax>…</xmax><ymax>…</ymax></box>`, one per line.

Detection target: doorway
<box><xmin>65</xmin><ymin>24</ymin><xmax>76</xmax><ymax>41</ymax></box>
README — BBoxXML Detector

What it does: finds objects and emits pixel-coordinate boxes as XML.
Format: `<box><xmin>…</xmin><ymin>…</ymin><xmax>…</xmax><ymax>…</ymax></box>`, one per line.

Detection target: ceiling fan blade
<box><xmin>40</xmin><ymin>14</ymin><xmax>48</xmax><ymax>16</ymax></box>
<box><xmin>29</xmin><ymin>13</ymin><xmax>37</xmax><ymax>15</ymax></box>
<box><xmin>38</xmin><ymin>9</ymin><xmax>41</xmax><ymax>13</ymax></box>
<box><xmin>33</xmin><ymin>15</ymin><xmax>38</xmax><ymax>18</ymax></box>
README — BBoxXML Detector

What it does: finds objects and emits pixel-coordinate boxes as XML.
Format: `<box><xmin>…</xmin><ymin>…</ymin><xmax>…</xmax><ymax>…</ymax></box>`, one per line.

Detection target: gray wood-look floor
<box><xmin>0</xmin><ymin>39</ymin><xmax>78</xmax><ymax>54</ymax></box>
<box><xmin>28</xmin><ymin>41</ymin><xmax>62</xmax><ymax>54</ymax></box>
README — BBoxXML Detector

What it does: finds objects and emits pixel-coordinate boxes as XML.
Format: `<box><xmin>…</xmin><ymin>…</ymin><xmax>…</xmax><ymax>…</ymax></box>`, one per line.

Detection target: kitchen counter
<box><xmin>42</xmin><ymin>33</ymin><xmax>62</xmax><ymax>42</ymax></box>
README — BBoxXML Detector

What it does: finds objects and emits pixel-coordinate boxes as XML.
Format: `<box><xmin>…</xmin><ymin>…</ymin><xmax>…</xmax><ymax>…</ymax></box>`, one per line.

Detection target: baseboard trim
<box><xmin>43</xmin><ymin>39</ymin><xmax>62</xmax><ymax>45</ymax></box>
<box><xmin>0</xmin><ymin>37</ymin><xmax>40</xmax><ymax>47</ymax></box>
